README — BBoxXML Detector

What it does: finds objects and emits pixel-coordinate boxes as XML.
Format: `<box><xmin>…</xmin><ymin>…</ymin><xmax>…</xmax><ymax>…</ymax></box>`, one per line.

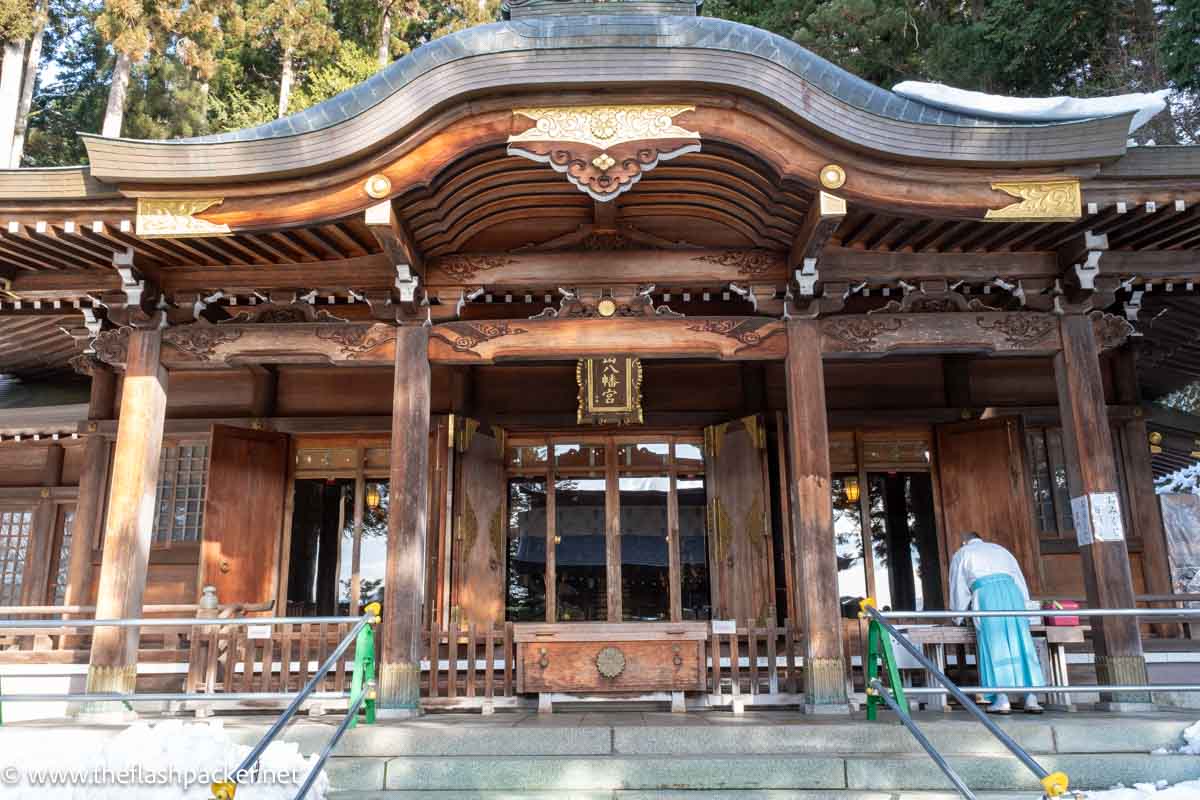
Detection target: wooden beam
<box><xmin>85</xmin><ymin>329</ymin><xmax>167</xmax><ymax>707</ymax></box>
<box><xmin>791</xmin><ymin>192</ymin><xmax>847</xmax><ymax>268</ymax></box>
<box><xmin>379</xmin><ymin>324</ymin><xmax>431</xmax><ymax>713</ymax></box>
<box><xmin>365</xmin><ymin>200</ymin><xmax>423</xmax><ymax>277</ymax></box>
<box><xmin>820</xmin><ymin>312</ymin><xmax>1062</xmax><ymax>358</ymax></box>
<box><xmin>784</xmin><ymin>318</ymin><xmax>848</xmax><ymax>712</ymax></box>
<box><xmin>1054</xmin><ymin>314</ymin><xmax>1148</xmax><ymax>704</ymax></box>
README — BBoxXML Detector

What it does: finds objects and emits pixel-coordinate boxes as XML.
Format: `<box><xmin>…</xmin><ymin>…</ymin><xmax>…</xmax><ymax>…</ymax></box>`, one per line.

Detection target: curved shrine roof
<box><xmin>78</xmin><ymin>6</ymin><xmax>1137</xmax><ymax>183</ymax></box>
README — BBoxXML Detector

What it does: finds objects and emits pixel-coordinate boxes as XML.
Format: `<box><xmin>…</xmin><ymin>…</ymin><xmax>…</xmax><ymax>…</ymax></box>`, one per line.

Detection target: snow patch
<box><xmin>892</xmin><ymin>82</ymin><xmax>1170</xmax><ymax>134</ymax></box>
<box><xmin>1084</xmin><ymin>780</ymin><xmax>1200</xmax><ymax>798</ymax></box>
<box><xmin>0</xmin><ymin>719</ymin><xmax>328</xmax><ymax>799</ymax></box>
<box><xmin>1153</xmin><ymin>720</ymin><xmax>1200</xmax><ymax>756</ymax></box>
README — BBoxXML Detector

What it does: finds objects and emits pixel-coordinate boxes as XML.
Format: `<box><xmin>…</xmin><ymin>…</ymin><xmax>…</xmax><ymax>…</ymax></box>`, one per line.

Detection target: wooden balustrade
<box><xmin>707</xmin><ymin>625</ymin><xmax>805</xmax><ymax>706</ymax></box>
<box><xmin>421</xmin><ymin>622</ymin><xmax>517</xmax><ymax>710</ymax></box>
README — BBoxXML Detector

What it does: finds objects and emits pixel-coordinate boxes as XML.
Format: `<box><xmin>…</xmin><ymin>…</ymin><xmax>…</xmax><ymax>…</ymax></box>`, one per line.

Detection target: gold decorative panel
<box><xmin>576</xmin><ymin>356</ymin><xmax>644</xmax><ymax>425</ymax></box>
<box><xmin>983</xmin><ymin>179</ymin><xmax>1081</xmax><ymax>222</ymax></box>
<box><xmin>135</xmin><ymin>198</ymin><xmax>232</xmax><ymax>238</ymax></box>
<box><xmin>507</xmin><ymin>105</ymin><xmax>701</xmax><ymax>201</ymax></box>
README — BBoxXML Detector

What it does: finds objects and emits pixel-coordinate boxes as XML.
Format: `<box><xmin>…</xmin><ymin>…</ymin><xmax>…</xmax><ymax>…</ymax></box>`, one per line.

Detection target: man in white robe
<box><xmin>949</xmin><ymin>531</ymin><xmax>1045</xmax><ymax>714</ymax></box>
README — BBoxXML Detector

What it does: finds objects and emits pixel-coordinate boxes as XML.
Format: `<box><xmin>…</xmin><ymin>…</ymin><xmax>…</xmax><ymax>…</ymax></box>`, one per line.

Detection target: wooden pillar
<box><xmin>62</xmin><ymin>360</ymin><xmax>116</xmax><ymax>615</ymax></box>
<box><xmin>84</xmin><ymin>330</ymin><xmax>167</xmax><ymax>704</ymax></box>
<box><xmin>379</xmin><ymin>324</ymin><xmax>431</xmax><ymax>713</ymax></box>
<box><xmin>784</xmin><ymin>319</ymin><xmax>849</xmax><ymax>713</ymax></box>
<box><xmin>1112</xmin><ymin>347</ymin><xmax>1178</xmax><ymax>637</ymax></box>
<box><xmin>1053</xmin><ymin>315</ymin><xmax>1148</xmax><ymax>704</ymax></box>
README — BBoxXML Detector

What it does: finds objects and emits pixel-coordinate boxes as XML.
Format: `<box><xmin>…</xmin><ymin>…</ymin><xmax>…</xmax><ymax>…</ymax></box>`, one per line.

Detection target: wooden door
<box><xmin>199</xmin><ymin>425</ymin><xmax>290</xmax><ymax>606</ymax></box>
<box><xmin>705</xmin><ymin>415</ymin><xmax>775</xmax><ymax>624</ymax></box>
<box><xmin>935</xmin><ymin>417</ymin><xmax>1041</xmax><ymax>593</ymax></box>
<box><xmin>451</xmin><ymin>419</ymin><xmax>507</xmax><ymax>625</ymax></box>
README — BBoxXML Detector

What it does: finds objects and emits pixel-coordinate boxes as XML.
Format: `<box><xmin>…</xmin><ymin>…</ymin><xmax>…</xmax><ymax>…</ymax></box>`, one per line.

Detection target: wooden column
<box><xmin>1053</xmin><ymin>315</ymin><xmax>1148</xmax><ymax>704</ymax></box>
<box><xmin>84</xmin><ymin>330</ymin><xmax>167</xmax><ymax>704</ymax></box>
<box><xmin>784</xmin><ymin>319</ymin><xmax>849</xmax><ymax>713</ymax></box>
<box><xmin>62</xmin><ymin>360</ymin><xmax>116</xmax><ymax>616</ymax></box>
<box><xmin>1112</xmin><ymin>348</ymin><xmax>1178</xmax><ymax>637</ymax></box>
<box><xmin>379</xmin><ymin>324</ymin><xmax>431</xmax><ymax>713</ymax></box>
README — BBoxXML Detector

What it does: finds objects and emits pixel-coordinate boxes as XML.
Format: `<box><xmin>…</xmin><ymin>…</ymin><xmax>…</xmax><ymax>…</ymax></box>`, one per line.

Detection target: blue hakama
<box><xmin>971</xmin><ymin>573</ymin><xmax>1045</xmax><ymax>702</ymax></box>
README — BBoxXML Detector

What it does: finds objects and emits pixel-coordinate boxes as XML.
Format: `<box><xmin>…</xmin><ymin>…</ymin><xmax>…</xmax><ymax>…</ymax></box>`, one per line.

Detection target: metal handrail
<box><xmin>292</xmin><ymin>685</ymin><xmax>371</xmax><ymax>799</ymax></box>
<box><xmin>861</xmin><ymin>601</ymin><xmax>1069</xmax><ymax>799</ymax></box>
<box><xmin>0</xmin><ymin>615</ymin><xmax>356</xmax><ymax>628</ymax></box>
<box><xmin>868</xmin><ymin>678</ymin><xmax>976</xmax><ymax>800</ymax></box>
<box><xmin>877</xmin><ymin>607</ymin><xmax>1200</xmax><ymax>619</ymax></box>
<box><xmin>210</xmin><ymin>605</ymin><xmax>378</xmax><ymax>800</ymax></box>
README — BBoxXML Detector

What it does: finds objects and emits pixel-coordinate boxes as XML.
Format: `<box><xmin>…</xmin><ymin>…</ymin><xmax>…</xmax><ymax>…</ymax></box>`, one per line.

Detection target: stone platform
<box><xmin>2</xmin><ymin>709</ymin><xmax>1197</xmax><ymax>797</ymax></box>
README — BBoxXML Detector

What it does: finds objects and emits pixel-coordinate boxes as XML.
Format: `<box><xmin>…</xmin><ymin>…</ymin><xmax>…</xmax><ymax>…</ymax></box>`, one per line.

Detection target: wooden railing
<box><xmin>422</xmin><ymin>622</ymin><xmax>517</xmax><ymax>710</ymax></box>
<box><xmin>707</xmin><ymin>624</ymin><xmax>805</xmax><ymax>707</ymax></box>
<box><xmin>185</xmin><ymin>620</ymin><xmax>359</xmax><ymax>703</ymax></box>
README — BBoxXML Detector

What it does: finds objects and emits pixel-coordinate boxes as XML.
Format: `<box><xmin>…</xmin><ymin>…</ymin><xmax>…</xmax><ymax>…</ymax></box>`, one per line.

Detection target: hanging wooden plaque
<box><xmin>577</xmin><ymin>356</ymin><xmax>643</xmax><ymax>425</ymax></box>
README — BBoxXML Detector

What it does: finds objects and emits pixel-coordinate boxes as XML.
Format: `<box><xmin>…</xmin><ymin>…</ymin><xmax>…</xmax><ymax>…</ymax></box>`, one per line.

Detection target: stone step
<box><xmin>285</xmin><ymin>714</ymin><xmax>1194</xmax><ymax>758</ymax></box>
<box><xmin>329</xmin><ymin>792</ymin><xmax>1045</xmax><ymax>799</ymax></box>
<box><xmin>323</xmin><ymin>752</ymin><xmax>1200</xmax><ymax>794</ymax></box>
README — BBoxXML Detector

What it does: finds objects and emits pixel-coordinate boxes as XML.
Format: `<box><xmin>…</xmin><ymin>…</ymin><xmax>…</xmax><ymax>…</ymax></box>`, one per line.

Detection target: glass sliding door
<box><xmin>500</xmin><ymin>434</ymin><xmax>711</xmax><ymax>624</ymax></box>
<box><xmin>555</xmin><ymin>477</ymin><xmax>608</xmax><ymax>621</ymax></box>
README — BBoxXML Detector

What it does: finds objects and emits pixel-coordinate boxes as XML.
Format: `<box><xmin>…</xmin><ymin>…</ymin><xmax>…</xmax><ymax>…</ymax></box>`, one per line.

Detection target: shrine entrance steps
<box><xmin>305</xmin><ymin>709</ymin><xmax>1197</xmax><ymax>797</ymax></box>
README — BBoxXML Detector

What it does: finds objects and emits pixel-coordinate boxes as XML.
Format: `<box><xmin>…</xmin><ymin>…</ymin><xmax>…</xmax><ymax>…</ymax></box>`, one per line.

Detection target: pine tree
<box><xmin>95</xmin><ymin>0</ymin><xmax>173</xmax><ymax>137</ymax></box>
<box><xmin>248</xmin><ymin>0</ymin><xmax>340</xmax><ymax>118</ymax></box>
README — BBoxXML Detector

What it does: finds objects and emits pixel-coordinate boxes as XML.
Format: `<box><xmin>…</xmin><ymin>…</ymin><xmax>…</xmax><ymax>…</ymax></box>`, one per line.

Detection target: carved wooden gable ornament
<box><xmin>507</xmin><ymin>105</ymin><xmax>701</xmax><ymax>201</ymax></box>
<box><xmin>577</xmin><ymin>356</ymin><xmax>644</xmax><ymax>425</ymax></box>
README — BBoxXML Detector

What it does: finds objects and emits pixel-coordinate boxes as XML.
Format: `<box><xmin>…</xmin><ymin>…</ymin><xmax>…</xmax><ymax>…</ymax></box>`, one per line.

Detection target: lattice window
<box><xmin>0</xmin><ymin>510</ymin><xmax>33</xmax><ymax>606</ymax></box>
<box><xmin>153</xmin><ymin>443</ymin><xmax>209</xmax><ymax>545</ymax></box>
<box><xmin>53</xmin><ymin>510</ymin><xmax>75</xmax><ymax>604</ymax></box>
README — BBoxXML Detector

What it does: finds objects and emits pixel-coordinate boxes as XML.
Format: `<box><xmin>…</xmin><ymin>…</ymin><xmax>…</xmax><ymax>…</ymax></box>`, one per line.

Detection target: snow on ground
<box><xmin>892</xmin><ymin>82</ymin><xmax>1170</xmax><ymax>134</ymax></box>
<box><xmin>1085</xmin><ymin>781</ymin><xmax>1200</xmax><ymax>798</ymax></box>
<box><xmin>0</xmin><ymin>719</ymin><xmax>328</xmax><ymax>799</ymax></box>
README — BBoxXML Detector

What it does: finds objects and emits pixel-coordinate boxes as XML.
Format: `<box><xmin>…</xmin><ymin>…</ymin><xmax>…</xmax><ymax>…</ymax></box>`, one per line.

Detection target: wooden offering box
<box><xmin>514</xmin><ymin>622</ymin><xmax>709</xmax><ymax>694</ymax></box>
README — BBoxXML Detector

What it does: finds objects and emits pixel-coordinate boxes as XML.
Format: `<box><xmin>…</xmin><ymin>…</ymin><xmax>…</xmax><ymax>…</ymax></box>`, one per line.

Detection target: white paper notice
<box><xmin>1071</xmin><ymin>495</ymin><xmax>1093</xmax><ymax>546</ymax></box>
<box><xmin>711</xmin><ymin>620</ymin><xmax>736</xmax><ymax>634</ymax></box>
<box><xmin>246</xmin><ymin>624</ymin><xmax>272</xmax><ymax>640</ymax></box>
<box><xmin>1089</xmin><ymin>491</ymin><xmax>1125</xmax><ymax>542</ymax></box>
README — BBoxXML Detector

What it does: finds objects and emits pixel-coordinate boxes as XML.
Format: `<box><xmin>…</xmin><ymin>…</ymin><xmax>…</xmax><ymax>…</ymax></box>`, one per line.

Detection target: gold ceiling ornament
<box><xmin>364</xmin><ymin>173</ymin><xmax>392</xmax><ymax>199</ymax></box>
<box><xmin>135</xmin><ymin>198</ymin><xmax>231</xmax><ymax>238</ymax></box>
<box><xmin>577</xmin><ymin>356</ymin><xmax>643</xmax><ymax>425</ymax></box>
<box><xmin>596</xmin><ymin>298</ymin><xmax>618</xmax><ymax>318</ymax></box>
<box><xmin>984</xmin><ymin>178</ymin><xmax>1082</xmax><ymax>222</ymax></box>
<box><xmin>507</xmin><ymin>104</ymin><xmax>701</xmax><ymax>201</ymax></box>
<box><xmin>819</xmin><ymin>164</ymin><xmax>846</xmax><ymax>190</ymax></box>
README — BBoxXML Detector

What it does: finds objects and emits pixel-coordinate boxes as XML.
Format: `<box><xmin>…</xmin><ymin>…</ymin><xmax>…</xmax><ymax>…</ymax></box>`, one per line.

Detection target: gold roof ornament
<box><xmin>507</xmin><ymin>104</ymin><xmax>701</xmax><ymax>201</ymax></box>
<box><xmin>819</xmin><ymin>164</ymin><xmax>846</xmax><ymax>190</ymax></box>
<box><xmin>135</xmin><ymin>198</ymin><xmax>232</xmax><ymax>238</ymax></box>
<box><xmin>984</xmin><ymin>178</ymin><xmax>1082</xmax><ymax>222</ymax></box>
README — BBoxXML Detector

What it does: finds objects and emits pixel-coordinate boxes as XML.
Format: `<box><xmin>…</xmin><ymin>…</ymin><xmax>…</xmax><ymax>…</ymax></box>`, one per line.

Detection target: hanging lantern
<box><xmin>365</xmin><ymin>484</ymin><xmax>382</xmax><ymax>510</ymax></box>
<box><xmin>844</xmin><ymin>477</ymin><xmax>861</xmax><ymax>504</ymax></box>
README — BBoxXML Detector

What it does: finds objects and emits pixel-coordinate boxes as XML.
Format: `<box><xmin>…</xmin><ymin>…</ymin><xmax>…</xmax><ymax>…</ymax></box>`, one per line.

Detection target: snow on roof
<box><xmin>893</xmin><ymin>82</ymin><xmax>1170</xmax><ymax>134</ymax></box>
<box><xmin>1157</xmin><ymin>461</ymin><xmax>1200</xmax><ymax>495</ymax></box>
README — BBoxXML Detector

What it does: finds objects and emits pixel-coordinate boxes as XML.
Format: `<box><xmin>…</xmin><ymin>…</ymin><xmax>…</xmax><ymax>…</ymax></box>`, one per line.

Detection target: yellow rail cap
<box><xmin>364</xmin><ymin>601</ymin><xmax>382</xmax><ymax>623</ymax></box>
<box><xmin>1041</xmin><ymin>771</ymin><xmax>1069</xmax><ymax>797</ymax></box>
<box><xmin>858</xmin><ymin>597</ymin><xmax>876</xmax><ymax>618</ymax></box>
<box><xmin>211</xmin><ymin>780</ymin><xmax>236</xmax><ymax>800</ymax></box>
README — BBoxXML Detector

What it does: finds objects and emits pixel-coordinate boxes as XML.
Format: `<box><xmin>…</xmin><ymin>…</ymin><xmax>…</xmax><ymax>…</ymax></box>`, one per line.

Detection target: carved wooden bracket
<box><xmin>158</xmin><ymin>321</ymin><xmax>397</xmax><ymax>368</ymax></box>
<box><xmin>821</xmin><ymin>312</ymin><xmax>1063</xmax><ymax>357</ymax></box>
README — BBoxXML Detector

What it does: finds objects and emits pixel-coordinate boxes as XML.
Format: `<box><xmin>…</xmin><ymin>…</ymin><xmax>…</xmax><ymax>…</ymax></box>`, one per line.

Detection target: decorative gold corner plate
<box><xmin>983</xmin><ymin>179</ymin><xmax>1082</xmax><ymax>222</ymax></box>
<box><xmin>136</xmin><ymin>198</ymin><xmax>232</xmax><ymax>238</ymax></box>
<box><xmin>507</xmin><ymin>105</ymin><xmax>701</xmax><ymax>202</ymax></box>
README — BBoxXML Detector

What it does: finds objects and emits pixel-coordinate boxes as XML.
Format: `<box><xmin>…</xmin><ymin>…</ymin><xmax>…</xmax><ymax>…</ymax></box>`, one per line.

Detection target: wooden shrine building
<box><xmin>1</xmin><ymin>0</ymin><xmax>1199</xmax><ymax>714</ymax></box>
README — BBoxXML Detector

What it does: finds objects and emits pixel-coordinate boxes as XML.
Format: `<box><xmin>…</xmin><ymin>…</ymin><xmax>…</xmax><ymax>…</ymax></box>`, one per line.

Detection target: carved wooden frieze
<box><xmin>983</xmin><ymin>179</ymin><xmax>1082</xmax><ymax>222</ymax></box>
<box><xmin>506</xmin><ymin>105</ymin><xmax>701</xmax><ymax>201</ymax></box>
<box><xmin>821</xmin><ymin>312</ymin><xmax>1062</xmax><ymax>356</ymax></box>
<box><xmin>220</xmin><ymin>303</ymin><xmax>348</xmax><ymax>325</ymax></box>
<box><xmin>163</xmin><ymin>325</ymin><xmax>244</xmax><ymax>361</ymax></box>
<box><xmin>430</xmin><ymin>254</ymin><xmax>516</xmax><ymax>281</ymax></box>
<box><xmin>428</xmin><ymin>317</ymin><xmax>786</xmax><ymax>363</ymax></box>
<box><xmin>1090</xmin><ymin>311</ymin><xmax>1134</xmax><ymax>351</ymax></box>
<box><xmin>429</xmin><ymin>321</ymin><xmax>529</xmax><ymax>357</ymax></box>
<box><xmin>158</xmin><ymin>322</ymin><xmax>397</xmax><ymax>368</ymax></box>
<box><xmin>135</xmin><ymin>198</ymin><xmax>232</xmax><ymax>238</ymax></box>
<box><xmin>92</xmin><ymin>327</ymin><xmax>130</xmax><ymax>367</ymax></box>
<box><xmin>691</xmin><ymin>250</ymin><xmax>785</xmax><ymax>277</ymax></box>
<box><xmin>685</xmin><ymin>318</ymin><xmax>785</xmax><ymax>353</ymax></box>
